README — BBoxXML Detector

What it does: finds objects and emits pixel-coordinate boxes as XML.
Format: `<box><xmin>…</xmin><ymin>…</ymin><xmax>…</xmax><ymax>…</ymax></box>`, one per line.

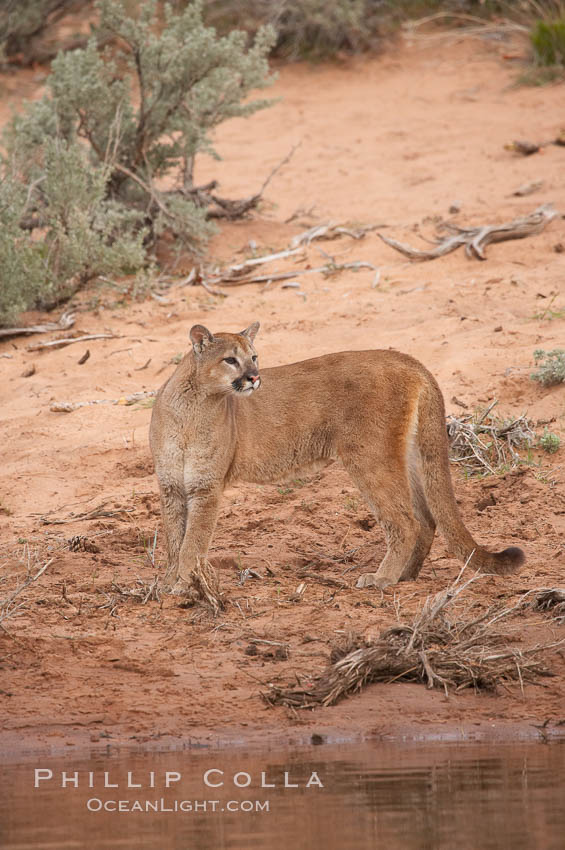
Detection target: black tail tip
<box><xmin>494</xmin><ymin>545</ymin><xmax>526</xmax><ymax>574</ymax></box>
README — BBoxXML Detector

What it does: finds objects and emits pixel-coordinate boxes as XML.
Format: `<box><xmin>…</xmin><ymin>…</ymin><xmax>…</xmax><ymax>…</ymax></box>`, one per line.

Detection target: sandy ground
<box><xmin>1</xmin><ymin>33</ymin><xmax>565</xmax><ymax>760</ymax></box>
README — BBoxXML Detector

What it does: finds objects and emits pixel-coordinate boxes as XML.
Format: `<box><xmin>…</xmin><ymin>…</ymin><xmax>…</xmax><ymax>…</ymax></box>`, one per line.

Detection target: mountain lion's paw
<box><xmin>356</xmin><ymin>572</ymin><xmax>391</xmax><ymax>590</ymax></box>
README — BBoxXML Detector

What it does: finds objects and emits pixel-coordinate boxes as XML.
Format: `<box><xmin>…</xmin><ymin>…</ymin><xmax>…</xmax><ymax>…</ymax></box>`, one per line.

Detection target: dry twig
<box><xmin>109</xmin><ymin>575</ymin><xmax>162</xmax><ymax>605</ymax></box>
<box><xmin>38</xmin><ymin>502</ymin><xmax>134</xmax><ymax>525</ymax></box>
<box><xmin>199</xmin><ymin>143</ymin><xmax>301</xmax><ymax>221</ymax></box>
<box><xmin>0</xmin><ymin>560</ymin><xmax>53</xmax><ymax>627</ymax></box>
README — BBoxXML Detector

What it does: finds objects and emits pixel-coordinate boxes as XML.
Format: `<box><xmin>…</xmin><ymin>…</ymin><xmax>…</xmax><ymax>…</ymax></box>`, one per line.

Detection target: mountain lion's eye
<box><xmin>223</xmin><ymin>357</ymin><xmax>238</xmax><ymax>366</ymax></box>
<box><xmin>252</xmin><ymin>355</ymin><xmax>258</xmax><ymax>363</ymax></box>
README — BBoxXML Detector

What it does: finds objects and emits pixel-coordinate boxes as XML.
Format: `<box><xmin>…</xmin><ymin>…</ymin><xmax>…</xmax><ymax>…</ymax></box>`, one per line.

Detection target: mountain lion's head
<box><xmin>189</xmin><ymin>322</ymin><xmax>261</xmax><ymax>397</ymax></box>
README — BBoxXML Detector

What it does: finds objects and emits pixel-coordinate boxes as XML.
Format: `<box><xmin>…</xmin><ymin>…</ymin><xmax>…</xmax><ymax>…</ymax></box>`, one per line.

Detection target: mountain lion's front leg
<box><xmin>175</xmin><ymin>489</ymin><xmax>221</xmax><ymax>592</ymax></box>
<box><xmin>157</xmin><ymin>479</ymin><xmax>187</xmax><ymax>584</ymax></box>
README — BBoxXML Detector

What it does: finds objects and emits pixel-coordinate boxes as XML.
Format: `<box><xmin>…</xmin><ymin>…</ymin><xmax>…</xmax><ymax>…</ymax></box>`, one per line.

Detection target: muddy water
<box><xmin>2</xmin><ymin>742</ymin><xmax>564</xmax><ymax>849</ymax></box>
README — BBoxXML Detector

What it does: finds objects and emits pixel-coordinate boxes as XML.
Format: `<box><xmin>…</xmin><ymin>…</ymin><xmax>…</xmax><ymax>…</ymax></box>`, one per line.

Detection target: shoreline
<box><xmin>2</xmin><ymin>718</ymin><xmax>564</xmax><ymax>764</ymax></box>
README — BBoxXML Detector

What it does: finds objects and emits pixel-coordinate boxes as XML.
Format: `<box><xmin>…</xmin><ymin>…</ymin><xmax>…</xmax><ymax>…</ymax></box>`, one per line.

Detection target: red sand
<box><xmin>1</xmin><ymin>34</ymin><xmax>565</xmax><ymax>759</ymax></box>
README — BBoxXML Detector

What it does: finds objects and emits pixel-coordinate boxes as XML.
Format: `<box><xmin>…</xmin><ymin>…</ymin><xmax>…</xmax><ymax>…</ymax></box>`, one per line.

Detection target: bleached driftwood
<box><xmin>378</xmin><ymin>204</ymin><xmax>558</xmax><ymax>261</ymax></box>
<box><xmin>0</xmin><ymin>311</ymin><xmax>75</xmax><ymax>340</ymax></box>
<box><xmin>216</xmin><ymin>260</ymin><xmax>379</xmax><ymax>287</ymax></box>
<box><xmin>28</xmin><ymin>333</ymin><xmax>120</xmax><ymax>352</ymax></box>
<box><xmin>289</xmin><ymin>222</ymin><xmax>380</xmax><ymax>249</ymax></box>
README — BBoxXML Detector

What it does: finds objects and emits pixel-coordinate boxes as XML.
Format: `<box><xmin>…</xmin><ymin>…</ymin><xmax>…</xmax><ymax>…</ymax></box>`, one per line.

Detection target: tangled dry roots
<box><xmin>182</xmin><ymin>557</ymin><xmax>224</xmax><ymax>615</ymax></box>
<box><xmin>263</xmin><ymin>571</ymin><xmax>561</xmax><ymax>709</ymax></box>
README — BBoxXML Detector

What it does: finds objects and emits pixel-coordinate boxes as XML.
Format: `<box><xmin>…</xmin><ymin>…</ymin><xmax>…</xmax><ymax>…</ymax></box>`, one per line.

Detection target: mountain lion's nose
<box><xmin>249</xmin><ymin>374</ymin><xmax>260</xmax><ymax>384</ymax></box>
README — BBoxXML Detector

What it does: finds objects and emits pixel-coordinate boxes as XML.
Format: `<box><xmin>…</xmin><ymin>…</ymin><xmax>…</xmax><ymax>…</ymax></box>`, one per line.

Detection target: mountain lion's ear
<box><xmin>190</xmin><ymin>324</ymin><xmax>214</xmax><ymax>354</ymax></box>
<box><xmin>240</xmin><ymin>321</ymin><xmax>260</xmax><ymax>343</ymax></box>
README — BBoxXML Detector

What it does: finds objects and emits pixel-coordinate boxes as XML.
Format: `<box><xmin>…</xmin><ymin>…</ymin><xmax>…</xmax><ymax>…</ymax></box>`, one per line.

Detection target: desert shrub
<box><xmin>0</xmin><ymin>0</ymin><xmax>275</xmax><ymax>325</ymax></box>
<box><xmin>268</xmin><ymin>0</ymin><xmax>366</xmax><ymax>59</ymax></box>
<box><xmin>0</xmin><ymin>140</ymin><xmax>145</xmax><ymax>326</ymax></box>
<box><xmin>192</xmin><ymin>0</ymin><xmax>371</xmax><ymax>58</ymax></box>
<box><xmin>192</xmin><ymin>1</ymin><xmax>516</xmax><ymax>59</ymax></box>
<box><xmin>531</xmin><ymin>16</ymin><xmax>565</xmax><ymax>66</ymax></box>
<box><xmin>539</xmin><ymin>429</ymin><xmax>561</xmax><ymax>453</ymax></box>
<box><xmin>531</xmin><ymin>349</ymin><xmax>565</xmax><ymax>387</ymax></box>
<box><xmin>0</xmin><ymin>0</ymin><xmax>89</xmax><ymax>66</ymax></box>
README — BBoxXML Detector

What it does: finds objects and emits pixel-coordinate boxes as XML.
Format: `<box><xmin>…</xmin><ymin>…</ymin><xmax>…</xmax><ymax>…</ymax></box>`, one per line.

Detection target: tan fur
<box><xmin>149</xmin><ymin>323</ymin><xmax>524</xmax><ymax>592</ymax></box>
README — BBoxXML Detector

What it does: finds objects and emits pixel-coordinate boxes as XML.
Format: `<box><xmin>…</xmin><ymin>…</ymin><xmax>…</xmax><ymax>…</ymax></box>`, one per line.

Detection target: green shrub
<box><xmin>531</xmin><ymin>17</ymin><xmax>565</xmax><ymax>66</ymax></box>
<box><xmin>0</xmin><ymin>0</ymin><xmax>275</xmax><ymax>326</ymax></box>
<box><xmin>539</xmin><ymin>429</ymin><xmax>561</xmax><ymax>453</ymax></box>
<box><xmin>0</xmin><ymin>0</ymin><xmax>83</xmax><ymax>65</ymax></box>
<box><xmin>531</xmin><ymin>349</ymin><xmax>565</xmax><ymax>387</ymax></box>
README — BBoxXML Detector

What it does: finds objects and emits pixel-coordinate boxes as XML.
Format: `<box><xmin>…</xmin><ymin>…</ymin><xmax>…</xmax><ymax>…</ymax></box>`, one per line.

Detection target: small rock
<box><xmin>358</xmin><ymin>516</ymin><xmax>376</xmax><ymax>531</ymax></box>
<box><xmin>476</xmin><ymin>493</ymin><xmax>496</xmax><ymax>512</ymax></box>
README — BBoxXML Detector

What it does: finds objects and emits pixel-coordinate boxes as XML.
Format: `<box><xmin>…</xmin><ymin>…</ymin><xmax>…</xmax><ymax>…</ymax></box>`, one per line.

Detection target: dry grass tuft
<box><xmin>447</xmin><ymin>401</ymin><xmax>535</xmax><ymax>476</ymax></box>
<box><xmin>0</xmin><ymin>557</ymin><xmax>52</xmax><ymax>630</ymax></box>
<box><xmin>524</xmin><ymin>588</ymin><xmax>565</xmax><ymax>622</ymax></box>
<box><xmin>109</xmin><ymin>575</ymin><xmax>162</xmax><ymax>605</ymax></box>
<box><xmin>263</xmin><ymin>570</ymin><xmax>562</xmax><ymax>709</ymax></box>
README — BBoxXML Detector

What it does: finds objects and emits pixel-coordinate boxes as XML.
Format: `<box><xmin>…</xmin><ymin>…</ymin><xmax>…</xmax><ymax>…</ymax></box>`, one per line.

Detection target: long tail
<box><xmin>416</xmin><ymin>381</ymin><xmax>525</xmax><ymax>575</ymax></box>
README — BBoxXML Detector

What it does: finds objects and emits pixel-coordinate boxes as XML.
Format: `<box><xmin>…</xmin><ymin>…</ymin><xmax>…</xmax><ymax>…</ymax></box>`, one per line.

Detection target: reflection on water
<box><xmin>1</xmin><ymin>741</ymin><xmax>565</xmax><ymax>849</ymax></box>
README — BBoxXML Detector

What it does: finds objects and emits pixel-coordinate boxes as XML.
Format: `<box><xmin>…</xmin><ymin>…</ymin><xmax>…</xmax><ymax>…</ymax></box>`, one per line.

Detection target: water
<box><xmin>1</xmin><ymin>742</ymin><xmax>564</xmax><ymax>849</ymax></box>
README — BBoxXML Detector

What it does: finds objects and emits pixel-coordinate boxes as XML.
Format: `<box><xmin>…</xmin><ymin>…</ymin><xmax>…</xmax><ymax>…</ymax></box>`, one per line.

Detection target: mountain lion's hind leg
<box><xmin>356</xmin><ymin>510</ymin><xmax>421</xmax><ymax>589</ymax></box>
<box><xmin>398</xmin><ymin>516</ymin><xmax>436</xmax><ymax>581</ymax></box>
<box><xmin>342</xmin><ymin>461</ymin><xmax>421</xmax><ymax>590</ymax></box>
<box><xmin>398</xmin><ymin>479</ymin><xmax>436</xmax><ymax>581</ymax></box>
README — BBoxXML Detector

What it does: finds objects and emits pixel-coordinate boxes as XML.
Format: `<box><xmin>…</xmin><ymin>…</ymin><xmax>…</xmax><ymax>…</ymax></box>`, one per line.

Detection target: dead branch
<box><xmin>176</xmin><ymin>213</ymin><xmax>382</xmax><ymax>296</ymax></box>
<box><xmin>215</xmin><ymin>260</ymin><xmax>379</xmax><ymax>287</ymax></box>
<box><xmin>201</xmin><ymin>143</ymin><xmax>301</xmax><ymax>221</ymax></box>
<box><xmin>28</xmin><ymin>333</ymin><xmax>120</xmax><ymax>352</ymax></box>
<box><xmin>0</xmin><ymin>311</ymin><xmax>75</xmax><ymax>340</ymax></box>
<box><xmin>263</xmin><ymin>572</ymin><xmax>562</xmax><ymax>709</ymax></box>
<box><xmin>289</xmin><ymin>222</ymin><xmax>381</xmax><ymax>249</ymax></box>
<box><xmin>378</xmin><ymin>204</ymin><xmax>558</xmax><ymax>262</ymax></box>
<box><xmin>224</xmin><ymin>247</ymin><xmax>305</xmax><ymax>276</ymax></box>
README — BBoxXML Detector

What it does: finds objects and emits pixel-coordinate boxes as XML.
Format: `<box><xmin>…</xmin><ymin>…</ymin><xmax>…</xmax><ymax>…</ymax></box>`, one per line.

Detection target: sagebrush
<box><xmin>531</xmin><ymin>349</ymin><xmax>565</xmax><ymax>387</ymax></box>
<box><xmin>0</xmin><ymin>0</ymin><xmax>85</xmax><ymax>66</ymax></box>
<box><xmin>0</xmin><ymin>0</ymin><xmax>275</xmax><ymax>325</ymax></box>
<box><xmin>539</xmin><ymin>429</ymin><xmax>561</xmax><ymax>453</ymax></box>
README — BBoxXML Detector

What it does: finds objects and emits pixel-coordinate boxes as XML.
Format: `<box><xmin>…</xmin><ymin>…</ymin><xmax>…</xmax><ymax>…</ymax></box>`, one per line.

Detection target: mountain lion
<box><xmin>149</xmin><ymin>322</ymin><xmax>524</xmax><ymax>592</ymax></box>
